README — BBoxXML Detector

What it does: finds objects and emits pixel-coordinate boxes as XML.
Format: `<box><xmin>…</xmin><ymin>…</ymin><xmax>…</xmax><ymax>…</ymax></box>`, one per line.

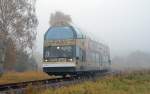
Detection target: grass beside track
<box><xmin>41</xmin><ymin>71</ymin><xmax>150</xmax><ymax>94</ymax></box>
<box><xmin>0</xmin><ymin>71</ymin><xmax>50</xmax><ymax>84</ymax></box>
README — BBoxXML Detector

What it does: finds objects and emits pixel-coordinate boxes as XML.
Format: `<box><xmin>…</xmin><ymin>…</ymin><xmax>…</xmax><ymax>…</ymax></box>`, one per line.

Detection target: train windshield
<box><xmin>44</xmin><ymin>46</ymin><xmax>74</xmax><ymax>62</ymax></box>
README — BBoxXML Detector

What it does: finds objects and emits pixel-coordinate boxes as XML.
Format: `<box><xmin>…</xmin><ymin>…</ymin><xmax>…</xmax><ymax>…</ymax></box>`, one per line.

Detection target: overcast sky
<box><xmin>35</xmin><ymin>0</ymin><xmax>150</xmax><ymax>57</ymax></box>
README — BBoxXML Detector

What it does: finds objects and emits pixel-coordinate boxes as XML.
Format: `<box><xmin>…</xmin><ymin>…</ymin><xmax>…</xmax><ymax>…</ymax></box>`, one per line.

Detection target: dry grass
<box><xmin>1</xmin><ymin>70</ymin><xmax>149</xmax><ymax>94</ymax></box>
<box><xmin>41</xmin><ymin>70</ymin><xmax>150</xmax><ymax>94</ymax></box>
<box><xmin>0</xmin><ymin>71</ymin><xmax>50</xmax><ymax>84</ymax></box>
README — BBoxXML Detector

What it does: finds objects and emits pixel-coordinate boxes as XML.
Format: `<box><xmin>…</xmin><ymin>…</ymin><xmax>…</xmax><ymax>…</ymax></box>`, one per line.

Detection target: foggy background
<box><xmin>35</xmin><ymin>0</ymin><xmax>150</xmax><ymax>70</ymax></box>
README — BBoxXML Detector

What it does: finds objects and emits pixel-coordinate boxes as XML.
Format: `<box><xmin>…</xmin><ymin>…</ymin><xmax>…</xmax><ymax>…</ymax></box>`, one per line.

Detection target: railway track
<box><xmin>0</xmin><ymin>77</ymin><xmax>69</xmax><ymax>93</ymax></box>
<box><xmin>0</xmin><ymin>77</ymin><xmax>89</xmax><ymax>94</ymax></box>
<box><xmin>0</xmin><ymin>71</ymin><xmax>113</xmax><ymax>94</ymax></box>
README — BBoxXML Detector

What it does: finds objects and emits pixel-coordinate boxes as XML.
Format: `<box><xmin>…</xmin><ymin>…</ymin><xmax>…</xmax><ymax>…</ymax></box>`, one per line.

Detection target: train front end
<box><xmin>43</xmin><ymin>26</ymin><xmax>81</xmax><ymax>76</ymax></box>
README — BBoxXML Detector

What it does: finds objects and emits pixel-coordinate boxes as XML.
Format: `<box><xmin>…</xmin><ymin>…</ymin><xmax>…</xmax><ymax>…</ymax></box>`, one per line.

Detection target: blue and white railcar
<box><xmin>43</xmin><ymin>26</ymin><xmax>111</xmax><ymax>76</ymax></box>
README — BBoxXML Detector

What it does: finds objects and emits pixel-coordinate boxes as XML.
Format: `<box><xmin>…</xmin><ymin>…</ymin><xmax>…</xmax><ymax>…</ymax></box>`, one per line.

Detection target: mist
<box><xmin>35</xmin><ymin>0</ymin><xmax>150</xmax><ymax>57</ymax></box>
<box><xmin>35</xmin><ymin>0</ymin><xmax>150</xmax><ymax>70</ymax></box>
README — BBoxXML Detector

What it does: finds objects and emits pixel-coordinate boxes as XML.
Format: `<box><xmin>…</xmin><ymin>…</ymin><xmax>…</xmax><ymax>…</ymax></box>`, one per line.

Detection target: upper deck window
<box><xmin>45</xmin><ymin>27</ymin><xmax>75</xmax><ymax>40</ymax></box>
<box><xmin>44</xmin><ymin>26</ymin><xmax>86</xmax><ymax>40</ymax></box>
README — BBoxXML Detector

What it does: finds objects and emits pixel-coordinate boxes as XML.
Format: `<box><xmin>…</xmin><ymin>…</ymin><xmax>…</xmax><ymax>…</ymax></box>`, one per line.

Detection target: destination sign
<box><xmin>44</xmin><ymin>39</ymin><xmax>76</xmax><ymax>47</ymax></box>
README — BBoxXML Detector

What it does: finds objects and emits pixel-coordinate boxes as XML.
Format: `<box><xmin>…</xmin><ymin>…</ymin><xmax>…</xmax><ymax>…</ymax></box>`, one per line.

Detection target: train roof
<box><xmin>44</xmin><ymin>26</ymin><xmax>86</xmax><ymax>40</ymax></box>
<box><xmin>44</xmin><ymin>25</ymin><xmax>108</xmax><ymax>48</ymax></box>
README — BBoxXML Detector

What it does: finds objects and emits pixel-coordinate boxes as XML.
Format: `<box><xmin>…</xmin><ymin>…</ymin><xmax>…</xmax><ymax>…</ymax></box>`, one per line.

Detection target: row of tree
<box><xmin>112</xmin><ymin>51</ymin><xmax>150</xmax><ymax>71</ymax></box>
<box><xmin>0</xmin><ymin>0</ymin><xmax>72</xmax><ymax>72</ymax></box>
<box><xmin>0</xmin><ymin>0</ymin><xmax>38</xmax><ymax>72</ymax></box>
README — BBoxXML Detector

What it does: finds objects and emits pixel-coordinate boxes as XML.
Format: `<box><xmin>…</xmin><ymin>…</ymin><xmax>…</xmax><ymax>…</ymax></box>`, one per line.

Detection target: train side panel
<box><xmin>43</xmin><ymin>26</ymin><xmax>111</xmax><ymax>76</ymax></box>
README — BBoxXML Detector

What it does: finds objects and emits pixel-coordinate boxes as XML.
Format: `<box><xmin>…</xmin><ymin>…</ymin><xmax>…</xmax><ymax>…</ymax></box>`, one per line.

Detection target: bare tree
<box><xmin>50</xmin><ymin>11</ymin><xmax>72</xmax><ymax>27</ymax></box>
<box><xmin>0</xmin><ymin>0</ymin><xmax>38</xmax><ymax>71</ymax></box>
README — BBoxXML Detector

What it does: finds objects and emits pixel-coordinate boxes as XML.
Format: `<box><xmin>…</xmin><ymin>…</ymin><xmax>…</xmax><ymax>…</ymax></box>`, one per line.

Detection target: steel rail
<box><xmin>0</xmin><ymin>77</ymin><xmax>64</xmax><ymax>91</ymax></box>
<box><xmin>0</xmin><ymin>71</ymin><xmax>114</xmax><ymax>93</ymax></box>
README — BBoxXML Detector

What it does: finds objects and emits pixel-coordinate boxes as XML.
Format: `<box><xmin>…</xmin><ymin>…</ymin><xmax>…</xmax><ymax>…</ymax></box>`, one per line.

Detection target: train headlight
<box><xmin>57</xmin><ymin>46</ymin><xmax>60</xmax><ymax>50</ymax></box>
<box><xmin>68</xmin><ymin>59</ymin><xmax>72</xmax><ymax>62</ymax></box>
<box><xmin>45</xmin><ymin>59</ymin><xmax>48</xmax><ymax>62</ymax></box>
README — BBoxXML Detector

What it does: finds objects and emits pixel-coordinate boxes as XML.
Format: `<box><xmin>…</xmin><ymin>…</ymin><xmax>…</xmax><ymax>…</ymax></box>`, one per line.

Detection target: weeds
<box><xmin>0</xmin><ymin>71</ymin><xmax>50</xmax><ymax>84</ymax></box>
<box><xmin>41</xmin><ymin>71</ymin><xmax>150</xmax><ymax>94</ymax></box>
